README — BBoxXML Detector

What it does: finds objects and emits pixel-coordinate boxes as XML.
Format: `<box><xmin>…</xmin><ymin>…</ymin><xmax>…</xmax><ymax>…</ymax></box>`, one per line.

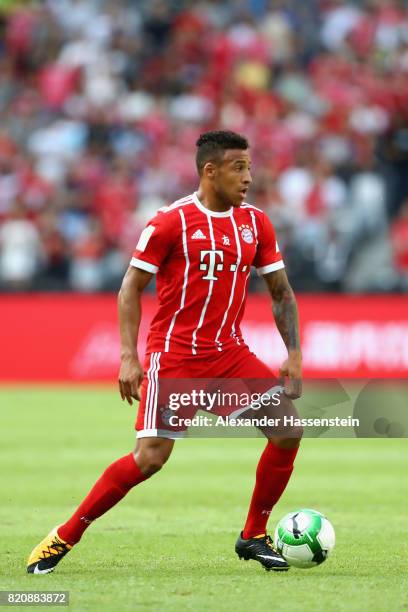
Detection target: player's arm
<box><xmin>118</xmin><ymin>266</ymin><xmax>153</xmax><ymax>405</ymax></box>
<box><xmin>262</xmin><ymin>268</ymin><xmax>302</xmax><ymax>399</ymax></box>
<box><xmin>118</xmin><ymin>208</ymin><xmax>175</xmax><ymax>404</ymax></box>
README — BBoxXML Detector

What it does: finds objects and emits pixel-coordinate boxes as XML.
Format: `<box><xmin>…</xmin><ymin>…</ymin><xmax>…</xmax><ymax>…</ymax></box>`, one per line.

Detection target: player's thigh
<box><xmin>135</xmin><ymin>352</ymin><xmax>178</xmax><ymax>438</ymax></box>
<box><xmin>214</xmin><ymin>346</ymin><xmax>302</xmax><ymax>439</ymax></box>
<box><xmin>136</xmin><ymin>351</ymin><xmax>196</xmax><ymax>438</ymax></box>
<box><xmin>213</xmin><ymin>344</ymin><xmax>280</xmax><ymax>401</ymax></box>
<box><xmin>214</xmin><ymin>344</ymin><xmax>276</xmax><ymax>379</ymax></box>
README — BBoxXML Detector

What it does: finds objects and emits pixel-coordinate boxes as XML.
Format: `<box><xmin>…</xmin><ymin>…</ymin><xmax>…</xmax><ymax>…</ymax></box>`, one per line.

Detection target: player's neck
<box><xmin>196</xmin><ymin>188</ymin><xmax>232</xmax><ymax>214</ymax></box>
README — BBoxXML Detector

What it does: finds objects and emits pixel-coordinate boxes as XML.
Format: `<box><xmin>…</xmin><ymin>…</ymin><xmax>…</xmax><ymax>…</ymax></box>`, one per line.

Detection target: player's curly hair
<box><xmin>196</xmin><ymin>130</ymin><xmax>249</xmax><ymax>175</ymax></box>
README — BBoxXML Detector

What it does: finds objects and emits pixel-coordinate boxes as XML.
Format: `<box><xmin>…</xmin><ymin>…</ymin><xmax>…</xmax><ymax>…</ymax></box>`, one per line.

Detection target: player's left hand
<box><xmin>279</xmin><ymin>351</ymin><xmax>302</xmax><ymax>399</ymax></box>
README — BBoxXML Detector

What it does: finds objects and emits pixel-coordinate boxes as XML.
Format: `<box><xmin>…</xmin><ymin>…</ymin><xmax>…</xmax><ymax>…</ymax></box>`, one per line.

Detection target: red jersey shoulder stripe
<box><xmin>159</xmin><ymin>195</ymin><xmax>194</xmax><ymax>214</ymax></box>
<box><xmin>241</xmin><ymin>202</ymin><xmax>263</xmax><ymax>213</ymax></box>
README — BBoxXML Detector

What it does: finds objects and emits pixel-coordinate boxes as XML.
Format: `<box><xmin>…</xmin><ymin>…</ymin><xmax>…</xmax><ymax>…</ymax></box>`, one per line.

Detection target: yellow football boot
<box><xmin>27</xmin><ymin>527</ymin><xmax>72</xmax><ymax>574</ymax></box>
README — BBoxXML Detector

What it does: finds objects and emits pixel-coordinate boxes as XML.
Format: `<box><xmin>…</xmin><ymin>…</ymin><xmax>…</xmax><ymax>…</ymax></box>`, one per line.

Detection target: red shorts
<box><xmin>136</xmin><ymin>344</ymin><xmax>280</xmax><ymax>438</ymax></box>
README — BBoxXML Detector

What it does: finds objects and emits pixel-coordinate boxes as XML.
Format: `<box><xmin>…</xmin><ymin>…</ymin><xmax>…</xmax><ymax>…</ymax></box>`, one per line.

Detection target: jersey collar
<box><xmin>193</xmin><ymin>192</ymin><xmax>233</xmax><ymax>218</ymax></box>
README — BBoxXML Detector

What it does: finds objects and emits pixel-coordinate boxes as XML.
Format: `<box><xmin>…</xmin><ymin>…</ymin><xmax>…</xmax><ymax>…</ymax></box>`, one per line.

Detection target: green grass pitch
<box><xmin>1</xmin><ymin>387</ymin><xmax>407</xmax><ymax>611</ymax></box>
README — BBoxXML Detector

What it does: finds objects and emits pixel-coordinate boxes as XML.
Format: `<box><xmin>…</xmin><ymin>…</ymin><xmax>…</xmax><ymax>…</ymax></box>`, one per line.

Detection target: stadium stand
<box><xmin>0</xmin><ymin>0</ymin><xmax>407</xmax><ymax>292</ymax></box>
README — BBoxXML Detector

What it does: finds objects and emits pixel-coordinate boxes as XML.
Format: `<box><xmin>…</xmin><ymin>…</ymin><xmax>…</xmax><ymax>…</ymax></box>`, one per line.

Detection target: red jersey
<box><xmin>131</xmin><ymin>192</ymin><xmax>284</xmax><ymax>356</ymax></box>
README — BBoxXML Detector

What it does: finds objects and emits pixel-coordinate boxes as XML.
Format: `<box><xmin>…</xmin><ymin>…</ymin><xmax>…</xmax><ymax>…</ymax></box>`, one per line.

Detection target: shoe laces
<box><xmin>40</xmin><ymin>537</ymin><xmax>69</xmax><ymax>560</ymax></box>
<box><xmin>265</xmin><ymin>535</ymin><xmax>277</xmax><ymax>551</ymax></box>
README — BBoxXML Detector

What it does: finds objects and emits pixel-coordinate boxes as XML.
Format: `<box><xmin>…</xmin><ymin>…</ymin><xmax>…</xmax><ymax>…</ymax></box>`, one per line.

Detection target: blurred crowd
<box><xmin>1</xmin><ymin>0</ymin><xmax>408</xmax><ymax>293</ymax></box>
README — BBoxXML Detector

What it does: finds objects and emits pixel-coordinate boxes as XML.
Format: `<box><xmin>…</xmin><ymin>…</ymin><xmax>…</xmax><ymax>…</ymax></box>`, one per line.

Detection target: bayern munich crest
<box><xmin>239</xmin><ymin>224</ymin><xmax>254</xmax><ymax>244</ymax></box>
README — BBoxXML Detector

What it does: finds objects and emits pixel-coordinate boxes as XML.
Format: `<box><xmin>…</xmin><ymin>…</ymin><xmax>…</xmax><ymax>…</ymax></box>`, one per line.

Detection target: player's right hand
<box><xmin>118</xmin><ymin>357</ymin><xmax>144</xmax><ymax>405</ymax></box>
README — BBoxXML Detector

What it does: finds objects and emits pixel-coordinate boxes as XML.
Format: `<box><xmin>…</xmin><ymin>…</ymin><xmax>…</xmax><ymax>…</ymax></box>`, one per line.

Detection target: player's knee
<box><xmin>143</xmin><ymin>458</ymin><xmax>165</xmax><ymax>476</ymax></box>
<box><xmin>291</xmin><ymin>424</ymin><xmax>304</xmax><ymax>443</ymax></box>
<box><xmin>133</xmin><ymin>448</ymin><xmax>167</xmax><ymax>476</ymax></box>
<box><xmin>271</xmin><ymin>432</ymin><xmax>303</xmax><ymax>449</ymax></box>
<box><xmin>132</xmin><ymin>437</ymin><xmax>174</xmax><ymax>476</ymax></box>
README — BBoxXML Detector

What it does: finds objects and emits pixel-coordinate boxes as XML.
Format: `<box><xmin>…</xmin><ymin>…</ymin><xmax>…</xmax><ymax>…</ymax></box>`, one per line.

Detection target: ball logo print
<box><xmin>274</xmin><ymin>508</ymin><xmax>335</xmax><ymax>568</ymax></box>
<box><xmin>291</xmin><ymin>513</ymin><xmax>302</xmax><ymax>539</ymax></box>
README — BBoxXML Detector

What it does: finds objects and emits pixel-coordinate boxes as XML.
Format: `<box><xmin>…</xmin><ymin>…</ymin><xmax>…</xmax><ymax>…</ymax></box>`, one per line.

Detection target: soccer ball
<box><xmin>274</xmin><ymin>508</ymin><xmax>335</xmax><ymax>568</ymax></box>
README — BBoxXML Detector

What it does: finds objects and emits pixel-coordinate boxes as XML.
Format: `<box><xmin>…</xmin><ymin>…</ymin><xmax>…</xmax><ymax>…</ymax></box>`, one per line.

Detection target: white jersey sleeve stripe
<box><xmin>130</xmin><ymin>257</ymin><xmax>158</xmax><ymax>274</ymax></box>
<box><xmin>256</xmin><ymin>260</ymin><xmax>285</xmax><ymax>276</ymax></box>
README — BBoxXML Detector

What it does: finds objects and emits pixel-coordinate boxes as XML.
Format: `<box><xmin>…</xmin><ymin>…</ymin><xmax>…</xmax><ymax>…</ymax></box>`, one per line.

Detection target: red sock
<box><xmin>242</xmin><ymin>441</ymin><xmax>299</xmax><ymax>539</ymax></box>
<box><xmin>58</xmin><ymin>453</ymin><xmax>147</xmax><ymax>544</ymax></box>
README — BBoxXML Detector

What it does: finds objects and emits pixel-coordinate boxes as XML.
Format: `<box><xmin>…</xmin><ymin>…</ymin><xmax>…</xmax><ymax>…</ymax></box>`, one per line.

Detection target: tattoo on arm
<box><xmin>264</xmin><ymin>269</ymin><xmax>300</xmax><ymax>352</ymax></box>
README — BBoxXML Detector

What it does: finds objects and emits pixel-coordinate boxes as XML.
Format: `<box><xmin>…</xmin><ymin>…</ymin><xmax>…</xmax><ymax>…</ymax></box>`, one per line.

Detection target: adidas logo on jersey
<box><xmin>191</xmin><ymin>229</ymin><xmax>207</xmax><ymax>240</ymax></box>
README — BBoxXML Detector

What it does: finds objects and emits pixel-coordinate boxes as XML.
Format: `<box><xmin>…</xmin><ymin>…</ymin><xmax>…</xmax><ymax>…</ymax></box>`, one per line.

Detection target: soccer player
<box><xmin>27</xmin><ymin>131</ymin><xmax>302</xmax><ymax>574</ymax></box>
